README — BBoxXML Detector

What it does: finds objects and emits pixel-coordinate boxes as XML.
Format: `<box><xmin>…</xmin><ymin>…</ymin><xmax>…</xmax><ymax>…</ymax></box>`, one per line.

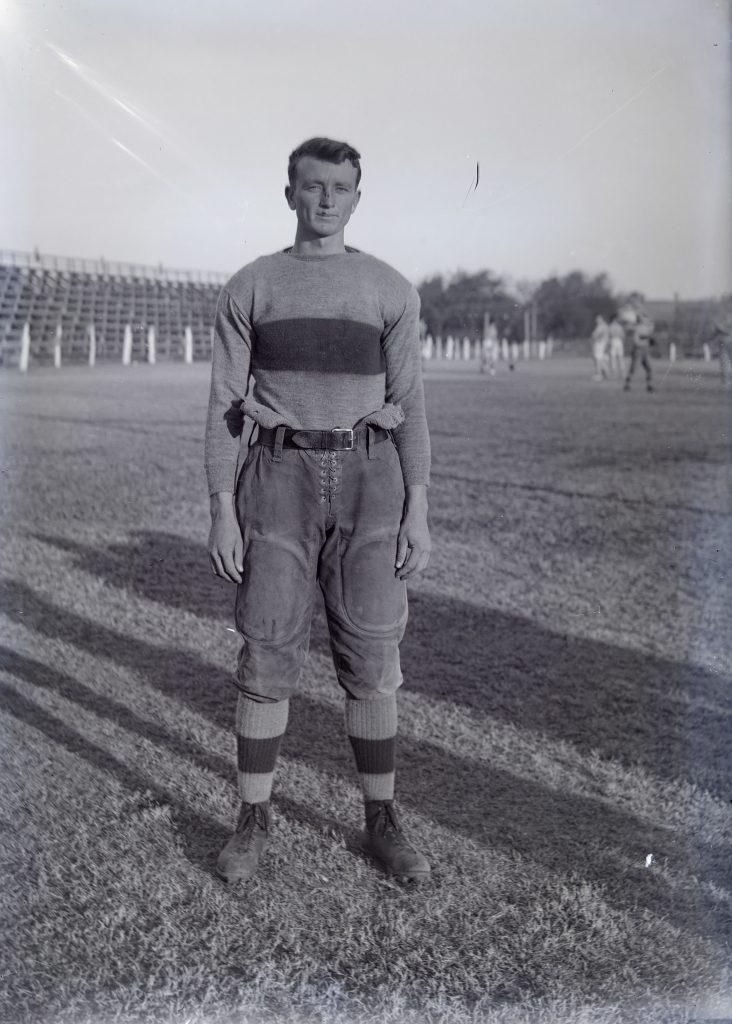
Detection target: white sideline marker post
<box><xmin>19</xmin><ymin>322</ymin><xmax>31</xmax><ymax>373</ymax></box>
<box><xmin>88</xmin><ymin>323</ymin><xmax>96</xmax><ymax>367</ymax></box>
<box><xmin>147</xmin><ymin>325</ymin><xmax>156</xmax><ymax>365</ymax></box>
<box><xmin>703</xmin><ymin>342</ymin><xmax>711</xmax><ymax>362</ymax></box>
<box><xmin>669</xmin><ymin>341</ymin><xmax>676</xmax><ymax>363</ymax></box>
<box><xmin>122</xmin><ymin>324</ymin><xmax>133</xmax><ymax>366</ymax></box>
<box><xmin>53</xmin><ymin>323</ymin><xmax>62</xmax><ymax>369</ymax></box>
<box><xmin>184</xmin><ymin>325</ymin><xmax>193</xmax><ymax>364</ymax></box>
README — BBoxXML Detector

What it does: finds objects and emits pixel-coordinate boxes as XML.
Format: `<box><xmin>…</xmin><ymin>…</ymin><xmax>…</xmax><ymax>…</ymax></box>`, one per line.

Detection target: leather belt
<box><xmin>256</xmin><ymin>425</ymin><xmax>390</xmax><ymax>451</ymax></box>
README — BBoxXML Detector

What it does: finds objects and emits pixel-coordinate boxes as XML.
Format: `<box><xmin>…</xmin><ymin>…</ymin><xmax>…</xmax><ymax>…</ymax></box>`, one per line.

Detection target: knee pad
<box><xmin>234</xmin><ymin>630</ymin><xmax>310</xmax><ymax>701</ymax></box>
<box><xmin>327</xmin><ymin>615</ymin><xmax>405</xmax><ymax>699</ymax></box>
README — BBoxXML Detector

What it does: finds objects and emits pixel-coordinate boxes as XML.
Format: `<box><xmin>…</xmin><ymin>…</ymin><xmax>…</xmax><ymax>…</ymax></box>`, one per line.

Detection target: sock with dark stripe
<box><xmin>345</xmin><ymin>694</ymin><xmax>397</xmax><ymax>802</ymax></box>
<box><xmin>235</xmin><ymin>694</ymin><xmax>289</xmax><ymax>804</ymax></box>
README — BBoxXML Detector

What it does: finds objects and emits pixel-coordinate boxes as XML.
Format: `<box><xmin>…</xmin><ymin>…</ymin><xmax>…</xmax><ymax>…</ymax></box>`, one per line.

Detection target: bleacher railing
<box><xmin>0</xmin><ymin>248</ymin><xmax>229</xmax><ymax>285</ymax></box>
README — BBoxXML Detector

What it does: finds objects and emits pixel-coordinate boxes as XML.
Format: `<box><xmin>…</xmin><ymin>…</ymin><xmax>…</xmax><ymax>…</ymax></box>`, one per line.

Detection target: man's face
<box><xmin>285</xmin><ymin>156</ymin><xmax>360</xmax><ymax>238</ymax></box>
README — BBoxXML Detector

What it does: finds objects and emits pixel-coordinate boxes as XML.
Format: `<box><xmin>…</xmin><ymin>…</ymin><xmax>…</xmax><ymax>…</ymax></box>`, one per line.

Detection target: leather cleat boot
<box><xmin>216</xmin><ymin>801</ymin><xmax>271</xmax><ymax>883</ymax></box>
<box><xmin>359</xmin><ymin>800</ymin><xmax>431</xmax><ymax>882</ymax></box>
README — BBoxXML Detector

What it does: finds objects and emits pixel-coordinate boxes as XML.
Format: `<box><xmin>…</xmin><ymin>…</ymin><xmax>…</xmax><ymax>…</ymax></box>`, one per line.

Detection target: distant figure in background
<box><xmin>590</xmin><ymin>315</ymin><xmax>610</xmax><ymax>380</ymax></box>
<box><xmin>509</xmin><ymin>339</ymin><xmax>519</xmax><ymax>370</ymax></box>
<box><xmin>608</xmin><ymin>316</ymin><xmax>625</xmax><ymax>378</ymax></box>
<box><xmin>480</xmin><ymin>319</ymin><xmax>498</xmax><ymax>375</ymax></box>
<box><xmin>622</xmin><ymin>296</ymin><xmax>654</xmax><ymax>393</ymax></box>
<box><xmin>711</xmin><ymin>309</ymin><xmax>732</xmax><ymax>387</ymax></box>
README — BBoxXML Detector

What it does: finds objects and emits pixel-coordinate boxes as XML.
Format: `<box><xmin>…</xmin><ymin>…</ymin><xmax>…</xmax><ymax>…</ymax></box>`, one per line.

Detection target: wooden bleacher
<box><xmin>0</xmin><ymin>251</ymin><xmax>227</xmax><ymax>368</ymax></box>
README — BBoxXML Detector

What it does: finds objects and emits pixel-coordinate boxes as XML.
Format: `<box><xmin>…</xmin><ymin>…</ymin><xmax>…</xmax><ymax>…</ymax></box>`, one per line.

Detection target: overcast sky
<box><xmin>1</xmin><ymin>0</ymin><xmax>730</xmax><ymax>297</ymax></box>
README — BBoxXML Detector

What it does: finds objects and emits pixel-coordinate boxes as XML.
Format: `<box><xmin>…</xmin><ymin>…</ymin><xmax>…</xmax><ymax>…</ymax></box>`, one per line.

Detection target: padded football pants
<box><xmin>233</xmin><ymin>434</ymin><xmax>408</xmax><ymax>702</ymax></box>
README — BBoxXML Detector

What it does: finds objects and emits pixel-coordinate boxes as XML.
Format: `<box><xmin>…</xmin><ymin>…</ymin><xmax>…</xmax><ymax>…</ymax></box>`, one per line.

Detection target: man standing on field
<box><xmin>590</xmin><ymin>314</ymin><xmax>610</xmax><ymax>381</ymax></box>
<box><xmin>607</xmin><ymin>315</ymin><xmax>625</xmax><ymax>379</ymax></box>
<box><xmin>205</xmin><ymin>138</ymin><xmax>432</xmax><ymax>884</ymax></box>
<box><xmin>621</xmin><ymin>294</ymin><xmax>655</xmax><ymax>393</ymax></box>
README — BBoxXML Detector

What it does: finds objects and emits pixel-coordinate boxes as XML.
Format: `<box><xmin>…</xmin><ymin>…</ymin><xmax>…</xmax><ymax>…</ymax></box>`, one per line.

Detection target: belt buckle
<box><xmin>332</xmin><ymin>428</ymin><xmax>354</xmax><ymax>450</ymax></box>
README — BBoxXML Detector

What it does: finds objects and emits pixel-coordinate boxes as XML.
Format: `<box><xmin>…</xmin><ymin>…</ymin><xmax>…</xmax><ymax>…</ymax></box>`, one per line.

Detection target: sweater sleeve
<box><xmin>204</xmin><ymin>287</ymin><xmax>253</xmax><ymax>495</ymax></box>
<box><xmin>382</xmin><ymin>285</ymin><xmax>431</xmax><ymax>486</ymax></box>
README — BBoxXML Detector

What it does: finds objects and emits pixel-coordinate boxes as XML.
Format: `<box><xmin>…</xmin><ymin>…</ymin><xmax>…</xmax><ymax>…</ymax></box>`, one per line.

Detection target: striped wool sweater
<box><xmin>204</xmin><ymin>247</ymin><xmax>430</xmax><ymax>495</ymax></box>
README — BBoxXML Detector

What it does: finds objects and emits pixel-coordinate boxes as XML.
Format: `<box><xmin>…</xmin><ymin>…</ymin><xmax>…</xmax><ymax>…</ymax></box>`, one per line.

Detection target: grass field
<box><xmin>0</xmin><ymin>357</ymin><xmax>730</xmax><ymax>1024</ymax></box>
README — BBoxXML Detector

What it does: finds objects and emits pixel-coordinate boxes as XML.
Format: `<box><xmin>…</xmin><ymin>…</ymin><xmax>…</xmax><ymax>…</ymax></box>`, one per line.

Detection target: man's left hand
<box><xmin>395</xmin><ymin>491</ymin><xmax>431</xmax><ymax>580</ymax></box>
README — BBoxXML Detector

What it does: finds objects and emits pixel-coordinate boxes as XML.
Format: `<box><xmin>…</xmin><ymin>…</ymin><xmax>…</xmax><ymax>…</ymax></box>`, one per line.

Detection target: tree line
<box><xmin>417</xmin><ymin>269</ymin><xmax>627</xmax><ymax>341</ymax></box>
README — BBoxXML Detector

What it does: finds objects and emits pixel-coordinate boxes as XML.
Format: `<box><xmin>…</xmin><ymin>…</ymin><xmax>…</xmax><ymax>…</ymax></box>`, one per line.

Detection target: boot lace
<box><xmin>235</xmin><ymin>802</ymin><xmax>269</xmax><ymax>846</ymax></box>
<box><xmin>367</xmin><ymin>801</ymin><xmax>413</xmax><ymax>850</ymax></box>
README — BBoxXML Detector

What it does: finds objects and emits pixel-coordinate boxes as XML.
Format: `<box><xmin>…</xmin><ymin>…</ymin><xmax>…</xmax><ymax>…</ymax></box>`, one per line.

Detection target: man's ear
<box><xmin>351</xmin><ymin>189</ymin><xmax>361</xmax><ymax>214</ymax></box>
<box><xmin>285</xmin><ymin>185</ymin><xmax>296</xmax><ymax>210</ymax></box>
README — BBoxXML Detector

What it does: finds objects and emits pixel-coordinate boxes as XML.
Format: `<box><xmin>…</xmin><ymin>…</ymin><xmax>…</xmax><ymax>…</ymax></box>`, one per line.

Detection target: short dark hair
<box><xmin>287</xmin><ymin>137</ymin><xmax>362</xmax><ymax>188</ymax></box>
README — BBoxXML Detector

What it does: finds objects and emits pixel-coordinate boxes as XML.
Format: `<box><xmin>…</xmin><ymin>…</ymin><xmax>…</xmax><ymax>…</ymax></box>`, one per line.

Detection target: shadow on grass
<box><xmin>0</xmin><ymin>673</ymin><xmax>229</xmax><ymax>883</ymax></box>
<box><xmin>32</xmin><ymin>530</ymin><xmax>732</xmax><ymax>797</ymax></box>
<box><xmin>1</xmin><ymin>568</ymin><xmax>730</xmax><ymax>943</ymax></box>
<box><xmin>0</xmin><ymin>645</ymin><xmax>354</xmax><ymax>880</ymax></box>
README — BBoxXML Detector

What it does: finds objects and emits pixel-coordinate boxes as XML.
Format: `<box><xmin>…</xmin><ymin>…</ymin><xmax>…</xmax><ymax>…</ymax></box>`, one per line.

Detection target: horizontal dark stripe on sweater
<box><xmin>347</xmin><ymin>735</ymin><xmax>396</xmax><ymax>774</ymax></box>
<box><xmin>253</xmin><ymin>318</ymin><xmax>385</xmax><ymax>374</ymax></box>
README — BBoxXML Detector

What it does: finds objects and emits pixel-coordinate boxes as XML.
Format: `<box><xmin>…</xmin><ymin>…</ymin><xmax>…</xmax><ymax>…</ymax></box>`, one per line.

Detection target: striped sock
<box><xmin>345</xmin><ymin>694</ymin><xmax>397</xmax><ymax>802</ymax></box>
<box><xmin>236</xmin><ymin>694</ymin><xmax>289</xmax><ymax>804</ymax></box>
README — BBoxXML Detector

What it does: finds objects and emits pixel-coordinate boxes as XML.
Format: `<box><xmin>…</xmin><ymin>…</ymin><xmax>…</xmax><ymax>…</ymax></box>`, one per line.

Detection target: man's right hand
<box><xmin>208</xmin><ymin>492</ymin><xmax>244</xmax><ymax>584</ymax></box>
